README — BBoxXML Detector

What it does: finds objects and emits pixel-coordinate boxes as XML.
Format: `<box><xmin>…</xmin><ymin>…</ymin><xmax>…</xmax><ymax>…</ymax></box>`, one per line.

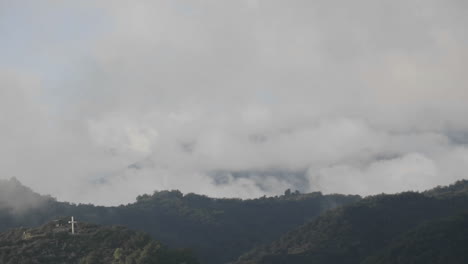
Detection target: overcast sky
<box><xmin>1</xmin><ymin>0</ymin><xmax>468</xmax><ymax>205</ymax></box>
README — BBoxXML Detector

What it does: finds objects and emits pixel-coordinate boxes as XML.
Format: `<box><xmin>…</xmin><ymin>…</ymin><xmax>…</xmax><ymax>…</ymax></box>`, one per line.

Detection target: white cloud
<box><xmin>308</xmin><ymin>153</ymin><xmax>439</xmax><ymax>195</ymax></box>
<box><xmin>1</xmin><ymin>0</ymin><xmax>468</xmax><ymax>205</ymax></box>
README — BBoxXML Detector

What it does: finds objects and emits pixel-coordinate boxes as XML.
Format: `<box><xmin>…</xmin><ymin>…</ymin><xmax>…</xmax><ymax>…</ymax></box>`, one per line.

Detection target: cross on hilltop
<box><xmin>68</xmin><ymin>216</ymin><xmax>77</xmax><ymax>234</ymax></box>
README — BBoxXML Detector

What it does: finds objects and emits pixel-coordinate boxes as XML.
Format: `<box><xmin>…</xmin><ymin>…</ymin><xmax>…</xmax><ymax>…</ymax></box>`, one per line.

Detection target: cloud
<box><xmin>308</xmin><ymin>153</ymin><xmax>439</xmax><ymax>195</ymax></box>
<box><xmin>0</xmin><ymin>0</ymin><xmax>467</xmax><ymax>205</ymax></box>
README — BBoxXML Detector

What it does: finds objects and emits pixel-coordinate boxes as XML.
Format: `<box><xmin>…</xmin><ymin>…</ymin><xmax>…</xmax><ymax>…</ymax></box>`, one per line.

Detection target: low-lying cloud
<box><xmin>1</xmin><ymin>0</ymin><xmax>467</xmax><ymax>205</ymax></box>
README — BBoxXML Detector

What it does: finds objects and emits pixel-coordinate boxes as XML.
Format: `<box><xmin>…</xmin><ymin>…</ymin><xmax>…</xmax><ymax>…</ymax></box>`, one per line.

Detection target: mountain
<box><xmin>0</xmin><ymin>178</ymin><xmax>360</xmax><ymax>264</ymax></box>
<box><xmin>234</xmin><ymin>180</ymin><xmax>468</xmax><ymax>264</ymax></box>
<box><xmin>0</xmin><ymin>218</ymin><xmax>198</xmax><ymax>264</ymax></box>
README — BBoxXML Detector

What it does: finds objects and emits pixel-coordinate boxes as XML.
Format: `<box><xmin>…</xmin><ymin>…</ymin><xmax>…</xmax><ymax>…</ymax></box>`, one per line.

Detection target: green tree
<box><xmin>113</xmin><ymin>248</ymin><xmax>124</xmax><ymax>264</ymax></box>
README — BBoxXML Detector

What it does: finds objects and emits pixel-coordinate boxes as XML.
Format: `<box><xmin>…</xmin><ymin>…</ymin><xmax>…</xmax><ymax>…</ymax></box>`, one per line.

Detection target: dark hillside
<box><xmin>0</xmin><ymin>218</ymin><xmax>198</xmax><ymax>264</ymax></box>
<box><xmin>362</xmin><ymin>212</ymin><xmax>468</xmax><ymax>264</ymax></box>
<box><xmin>0</xmin><ymin>178</ymin><xmax>360</xmax><ymax>264</ymax></box>
<box><xmin>235</xmin><ymin>180</ymin><xmax>468</xmax><ymax>264</ymax></box>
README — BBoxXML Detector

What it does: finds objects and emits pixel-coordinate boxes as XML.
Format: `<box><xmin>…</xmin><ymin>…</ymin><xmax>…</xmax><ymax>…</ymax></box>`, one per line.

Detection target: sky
<box><xmin>1</xmin><ymin>0</ymin><xmax>468</xmax><ymax>205</ymax></box>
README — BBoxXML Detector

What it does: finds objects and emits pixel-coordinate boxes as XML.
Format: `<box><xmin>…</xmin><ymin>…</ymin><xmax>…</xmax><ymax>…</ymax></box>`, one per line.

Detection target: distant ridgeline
<box><xmin>3</xmin><ymin>178</ymin><xmax>467</xmax><ymax>264</ymax></box>
<box><xmin>0</xmin><ymin>178</ymin><xmax>359</xmax><ymax>264</ymax></box>
<box><xmin>0</xmin><ymin>218</ymin><xmax>198</xmax><ymax>264</ymax></box>
<box><xmin>234</xmin><ymin>180</ymin><xmax>468</xmax><ymax>264</ymax></box>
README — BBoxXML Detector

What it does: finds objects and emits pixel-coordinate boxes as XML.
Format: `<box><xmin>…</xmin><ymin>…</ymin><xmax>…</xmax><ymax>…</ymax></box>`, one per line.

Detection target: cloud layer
<box><xmin>1</xmin><ymin>0</ymin><xmax>468</xmax><ymax>205</ymax></box>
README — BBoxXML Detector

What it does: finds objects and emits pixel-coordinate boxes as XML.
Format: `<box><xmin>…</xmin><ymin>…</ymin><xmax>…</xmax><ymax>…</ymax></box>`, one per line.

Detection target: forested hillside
<box><xmin>362</xmin><ymin>212</ymin><xmax>468</xmax><ymax>264</ymax></box>
<box><xmin>0</xmin><ymin>218</ymin><xmax>198</xmax><ymax>264</ymax></box>
<box><xmin>235</xmin><ymin>180</ymin><xmax>468</xmax><ymax>264</ymax></box>
<box><xmin>0</xmin><ymin>178</ymin><xmax>360</xmax><ymax>264</ymax></box>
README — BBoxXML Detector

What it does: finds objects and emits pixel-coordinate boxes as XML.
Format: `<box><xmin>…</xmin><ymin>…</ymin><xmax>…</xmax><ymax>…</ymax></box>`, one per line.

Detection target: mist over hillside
<box><xmin>0</xmin><ymin>178</ymin><xmax>54</xmax><ymax>214</ymax></box>
<box><xmin>0</xmin><ymin>178</ymin><xmax>359</xmax><ymax>264</ymax></box>
<box><xmin>1</xmin><ymin>179</ymin><xmax>468</xmax><ymax>263</ymax></box>
<box><xmin>2</xmin><ymin>1</ymin><xmax>468</xmax><ymax>263</ymax></box>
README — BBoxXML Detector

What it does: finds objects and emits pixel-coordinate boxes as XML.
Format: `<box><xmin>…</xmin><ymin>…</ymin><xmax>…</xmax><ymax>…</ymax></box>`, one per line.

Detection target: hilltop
<box><xmin>0</xmin><ymin>218</ymin><xmax>198</xmax><ymax>264</ymax></box>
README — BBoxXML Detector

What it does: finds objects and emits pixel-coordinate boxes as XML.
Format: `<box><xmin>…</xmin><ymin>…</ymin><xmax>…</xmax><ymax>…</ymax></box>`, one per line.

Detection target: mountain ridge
<box><xmin>234</xmin><ymin>180</ymin><xmax>468</xmax><ymax>264</ymax></box>
<box><xmin>0</xmin><ymin>178</ymin><xmax>360</xmax><ymax>264</ymax></box>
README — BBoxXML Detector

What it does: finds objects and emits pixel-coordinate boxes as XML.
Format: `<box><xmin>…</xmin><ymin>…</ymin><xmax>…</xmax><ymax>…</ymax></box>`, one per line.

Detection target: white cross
<box><xmin>68</xmin><ymin>216</ymin><xmax>77</xmax><ymax>234</ymax></box>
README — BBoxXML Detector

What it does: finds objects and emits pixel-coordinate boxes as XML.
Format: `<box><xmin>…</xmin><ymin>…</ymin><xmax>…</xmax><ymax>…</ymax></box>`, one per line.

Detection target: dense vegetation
<box><xmin>0</xmin><ymin>178</ymin><xmax>360</xmax><ymax>264</ymax></box>
<box><xmin>234</xmin><ymin>180</ymin><xmax>468</xmax><ymax>264</ymax></box>
<box><xmin>362</xmin><ymin>212</ymin><xmax>468</xmax><ymax>264</ymax></box>
<box><xmin>0</xmin><ymin>218</ymin><xmax>198</xmax><ymax>264</ymax></box>
<box><xmin>4</xmin><ymin>178</ymin><xmax>467</xmax><ymax>264</ymax></box>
